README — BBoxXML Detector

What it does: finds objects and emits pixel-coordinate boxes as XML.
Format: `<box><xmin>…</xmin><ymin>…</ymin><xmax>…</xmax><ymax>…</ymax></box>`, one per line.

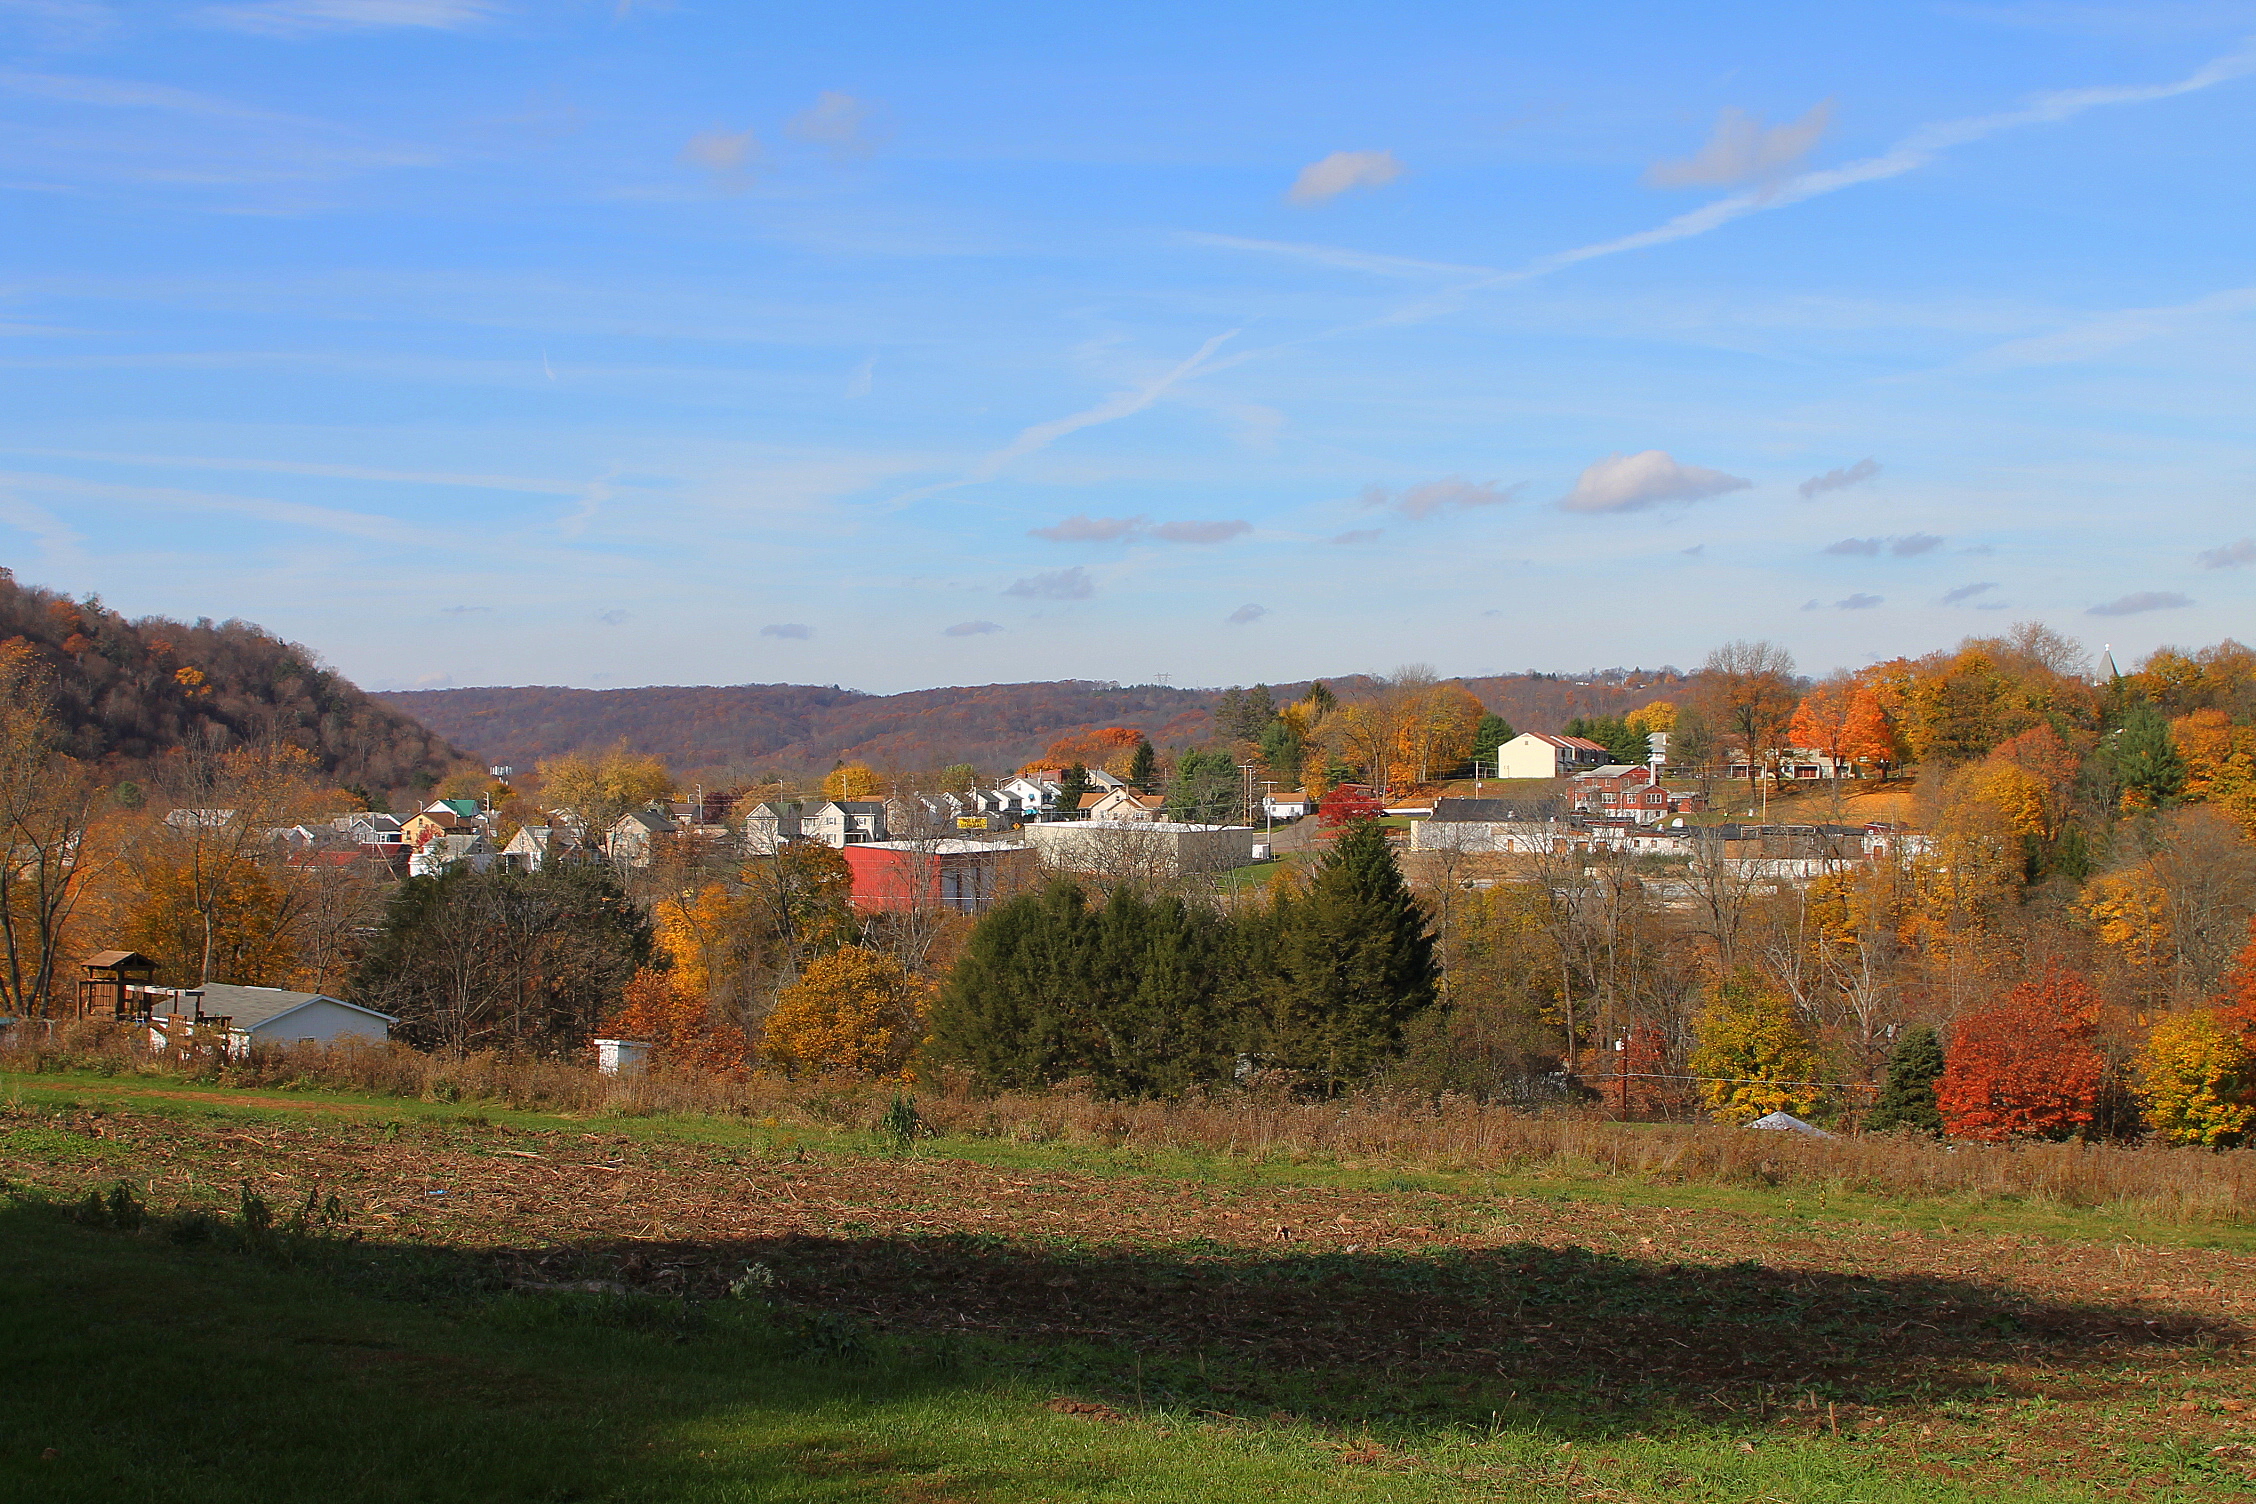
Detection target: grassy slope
<box><xmin>5</xmin><ymin>1073</ymin><xmax>2254</xmax><ymax>1504</ymax></box>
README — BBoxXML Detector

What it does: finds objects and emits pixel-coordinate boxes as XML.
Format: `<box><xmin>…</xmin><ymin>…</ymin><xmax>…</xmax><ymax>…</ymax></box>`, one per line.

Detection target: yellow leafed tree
<box><xmin>821</xmin><ymin>762</ymin><xmax>882</xmax><ymax>800</ymax></box>
<box><xmin>761</xmin><ymin>947</ymin><xmax>930</xmax><ymax>1077</ymax></box>
<box><xmin>2079</xmin><ymin>866</ymin><xmax>2171</xmax><ymax>974</ymax></box>
<box><xmin>537</xmin><ymin>744</ymin><xmax>672</xmax><ymax>828</ymax></box>
<box><xmin>2139</xmin><ymin>1008</ymin><xmax>2256</xmax><ymax>1147</ymax></box>
<box><xmin>2173</xmin><ymin>709</ymin><xmax>2256</xmax><ymax>837</ymax></box>
<box><xmin>1685</xmin><ymin>972</ymin><xmax>1827</xmax><ymax>1123</ymax></box>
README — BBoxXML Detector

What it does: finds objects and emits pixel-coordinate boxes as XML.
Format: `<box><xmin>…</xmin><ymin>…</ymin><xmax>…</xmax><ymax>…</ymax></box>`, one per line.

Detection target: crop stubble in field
<box><xmin>7</xmin><ymin>1088</ymin><xmax>2256</xmax><ymax>1499</ymax></box>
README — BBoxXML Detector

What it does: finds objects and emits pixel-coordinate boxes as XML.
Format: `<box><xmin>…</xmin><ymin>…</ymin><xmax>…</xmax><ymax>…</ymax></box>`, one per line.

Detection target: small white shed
<box><xmin>594</xmin><ymin>1038</ymin><xmax>652</xmax><ymax>1076</ymax></box>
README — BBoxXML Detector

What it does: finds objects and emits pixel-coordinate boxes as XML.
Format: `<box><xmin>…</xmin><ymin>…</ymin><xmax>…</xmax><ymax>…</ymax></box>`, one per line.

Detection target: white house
<box><xmin>997</xmin><ymin>775</ymin><xmax>1064</xmax><ymax>819</ymax></box>
<box><xmin>409</xmin><ymin>832</ymin><xmax>495</xmax><ymax>878</ymax></box>
<box><xmin>804</xmin><ymin>800</ymin><xmax>887</xmax><ymax>847</ymax></box>
<box><xmin>1496</xmin><ymin>732</ymin><xmax>1612</xmax><ymax>779</ymax></box>
<box><xmin>1087</xmin><ymin>788</ymin><xmax>1165</xmax><ymax>822</ymax></box>
<box><xmin>1262</xmin><ymin>790</ymin><xmax>1312</xmax><ymax>819</ymax></box>
<box><xmin>155</xmin><ymin>982</ymin><xmax>396</xmax><ymax>1051</ymax></box>
<box><xmin>742</xmin><ymin>800</ymin><xmax>805</xmax><ymax>854</ymax></box>
<box><xmin>499</xmin><ymin>825</ymin><xmax>585</xmax><ymax>873</ymax></box>
<box><xmin>606</xmin><ymin>809</ymin><xmax>676</xmax><ymax>866</ymax></box>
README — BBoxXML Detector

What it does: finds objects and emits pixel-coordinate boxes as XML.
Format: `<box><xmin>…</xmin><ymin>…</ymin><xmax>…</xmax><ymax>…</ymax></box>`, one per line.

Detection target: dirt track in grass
<box><xmin>8</xmin><ymin>1092</ymin><xmax>2256</xmax><ymax>1498</ymax></box>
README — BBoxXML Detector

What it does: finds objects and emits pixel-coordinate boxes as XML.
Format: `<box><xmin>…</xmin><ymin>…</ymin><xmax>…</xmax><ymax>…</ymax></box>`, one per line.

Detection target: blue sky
<box><xmin>2</xmin><ymin>0</ymin><xmax>2252</xmax><ymax>694</ymax></box>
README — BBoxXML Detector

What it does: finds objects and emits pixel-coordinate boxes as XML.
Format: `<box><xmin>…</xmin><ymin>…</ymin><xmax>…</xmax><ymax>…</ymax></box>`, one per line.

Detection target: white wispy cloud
<box><xmin>785</xmin><ymin>91</ymin><xmax>890</xmax><ymax>160</ymax></box>
<box><xmin>199</xmin><ymin>0</ymin><xmax>499</xmax><ymax>36</ymax></box>
<box><xmin>943</xmin><ymin>620</ymin><xmax>1002</xmax><ymax>636</ymax></box>
<box><xmin>1227</xmin><ymin>603</ymin><xmax>1268</xmax><ymax>624</ymax></box>
<box><xmin>1966</xmin><ymin>283</ymin><xmax>2256</xmax><ymax>368</ymax></box>
<box><xmin>1288</xmin><ymin>42</ymin><xmax>2256</xmax><ymax>347</ymax></box>
<box><xmin>1836</xmin><ymin>592</ymin><xmax>1885</xmax><ymax>610</ymax></box>
<box><xmin>973</xmin><ymin>330</ymin><xmax>1239</xmax><ymax>481</ymax></box>
<box><xmin>1559</xmin><ymin>451</ymin><xmax>1751</xmax><ymax>514</ymax></box>
<box><xmin>1941</xmin><ymin>581</ymin><xmax>1999</xmax><ymax>604</ymax></box>
<box><xmin>1331</xmin><ymin>528</ymin><xmax>1383</xmax><ymax>545</ymax></box>
<box><xmin>1026</xmin><ymin>514</ymin><xmax>1248</xmax><ymax>544</ymax></box>
<box><xmin>1287</xmin><ymin>149</ymin><xmax>1404</xmax><ymax>205</ymax></box>
<box><xmin>1178</xmin><ymin>234</ymin><xmax>1492</xmax><ymax>280</ymax></box>
<box><xmin>1359</xmin><ymin>477</ymin><xmax>1521</xmax><ymax>520</ymax></box>
<box><xmin>0</xmin><ymin>468</ymin><xmax>419</xmax><ymax>541</ymax></box>
<box><xmin>1798</xmin><ymin>457</ymin><xmax>1881</xmax><ymax>499</ymax></box>
<box><xmin>2198</xmin><ymin>537</ymin><xmax>2256</xmax><ymax>569</ymax></box>
<box><xmin>759</xmin><ymin>622</ymin><xmax>811</xmax><ymax>639</ymax></box>
<box><xmin>2088</xmin><ymin>590</ymin><xmax>2193</xmax><ymax>615</ymax></box>
<box><xmin>1645</xmin><ymin>100</ymin><xmax>1834</xmax><ymax>190</ymax></box>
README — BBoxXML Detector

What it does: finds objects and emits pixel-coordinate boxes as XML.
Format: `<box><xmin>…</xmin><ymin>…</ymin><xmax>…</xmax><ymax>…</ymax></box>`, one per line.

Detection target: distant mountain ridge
<box><xmin>377</xmin><ymin>672</ymin><xmax>1680</xmax><ymax>780</ymax></box>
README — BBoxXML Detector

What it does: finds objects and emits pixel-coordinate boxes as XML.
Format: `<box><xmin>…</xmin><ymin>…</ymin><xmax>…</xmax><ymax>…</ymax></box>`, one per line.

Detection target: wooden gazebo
<box><xmin>77</xmin><ymin>951</ymin><xmax>158</xmax><ymax>1020</ymax></box>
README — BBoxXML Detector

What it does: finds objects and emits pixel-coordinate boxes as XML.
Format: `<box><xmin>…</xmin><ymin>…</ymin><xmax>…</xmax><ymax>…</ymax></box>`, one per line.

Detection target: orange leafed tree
<box><xmin>600</xmin><ymin>969</ymin><xmax>745</xmax><ymax>1076</ymax></box>
<box><xmin>1935</xmin><ymin>962</ymin><xmax>2106</xmax><ymax>1141</ymax></box>
<box><xmin>1790</xmin><ymin>671</ymin><xmax>1897</xmax><ymax>775</ymax></box>
<box><xmin>1033</xmin><ymin>726</ymin><xmax>1145</xmax><ymax>778</ymax></box>
<box><xmin>761</xmin><ymin>947</ymin><xmax>930</xmax><ymax>1077</ymax></box>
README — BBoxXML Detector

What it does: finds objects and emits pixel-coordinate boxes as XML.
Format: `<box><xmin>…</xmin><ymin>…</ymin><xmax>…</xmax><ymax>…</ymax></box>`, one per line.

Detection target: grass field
<box><xmin>6</xmin><ymin>1070</ymin><xmax>2256</xmax><ymax>1502</ymax></box>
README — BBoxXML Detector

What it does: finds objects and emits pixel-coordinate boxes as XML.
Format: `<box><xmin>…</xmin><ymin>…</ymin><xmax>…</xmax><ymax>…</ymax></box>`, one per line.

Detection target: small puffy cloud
<box><xmin>1149</xmin><ymin>519</ymin><xmax>1251</xmax><ymax>544</ymax></box>
<box><xmin>682</xmin><ymin>128</ymin><xmax>761</xmax><ymax>188</ymax></box>
<box><xmin>943</xmin><ymin>620</ymin><xmax>1003</xmax><ymax>637</ymax></box>
<box><xmin>1824</xmin><ymin>533</ymin><xmax>1939</xmax><ymax>557</ymax></box>
<box><xmin>785</xmin><ymin>91</ymin><xmax>891</xmax><ymax>160</ymax></box>
<box><xmin>1560</xmin><ymin>450</ymin><xmax>1750</xmax><ymax>514</ymax></box>
<box><xmin>1360</xmin><ymin>476</ymin><xmax>1520</xmax><ymax>521</ymax></box>
<box><xmin>596</xmin><ymin>609</ymin><xmax>629</xmax><ymax>626</ymax></box>
<box><xmin>1836</xmin><ymin>593</ymin><xmax>1884</xmax><ymax>611</ymax></box>
<box><xmin>1646</xmin><ymin>100</ymin><xmax>1833</xmax><ymax>190</ymax></box>
<box><xmin>1003</xmin><ymin>566</ymin><xmax>1095</xmax><ymax>601</ymax></box>
<box><xmin>1287</xmin><ymin>149</ymin><xmax>1404</xmax><ymax>206</ymax></box>
<box><xmin>1797</xmin><ymin>457</ymin><xmax>1881</xmax><ymax>500</ymax></box>
<box><xmin>760</xmin><ymin>623</ymin><xmax>812</xmax><ymax>640</ymax></box>
<box><xmin>199</xmin><ymin>0</ymin><xmax>496</xmax><ymax>35</ymax></box>
<box><xmin>2087</xmin><ymin>591</ymin><xmax>2192</xmax><ymax>617</ymax></box>
<box><xmin>1331</xmin><ymin>528</ymin><xmax>1383</xmax><ymax>545</ymax></box>
<box><xmin>1030</xmin><ymin>513</ymin><xmax>1143</xmax><ymax>542</ymax></box>
<box><xmin>1941</xmin><ymin>581</ymin><xmax>1998</xmax><ymax>605</ymax></box>
<box><xmin>439</xmin><ymin>604</ymin><xmax>491</xmax><ymax>615</ymax></box>
<box><xmin>2198</xmin><ymin>538</ymin><xmax>2256</xmax><ymax>570</ymax></box>
<box><xmin>1227</xmin><ymin>604</ymin><xmax>1268</xmax><ymax>624</ymax></box>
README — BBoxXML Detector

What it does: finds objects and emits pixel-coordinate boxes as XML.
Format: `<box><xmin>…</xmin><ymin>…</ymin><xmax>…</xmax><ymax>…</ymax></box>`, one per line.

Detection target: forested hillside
<box><xmin>379</xmin><ymin>671</ymin><xmax>1680</xmax><ymax>779</ymax></box>
<box><xmin>376</xmin><ymin>681</ymin><xmax>1219</xmax><ymax>779</ymax></box>
<box><xmin>0</xmin><ymin>570</ymin><xmax>468</xmax><ymax>796</ymax></box>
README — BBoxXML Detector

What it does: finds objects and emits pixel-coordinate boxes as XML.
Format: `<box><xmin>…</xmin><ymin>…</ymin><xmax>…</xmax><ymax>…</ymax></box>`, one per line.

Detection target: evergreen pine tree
<box><xmin>1865</xmin><ymin>1024</ymin><xmax>1945</xmax><ymax>1134</ymax></box>
<box><xmin>1259</xmin><ymin>719</ymin><xmax>1303</xmax><ymax>782</ymax></box>
<box><xmin>1261</xmin><ymin>822</ymin><xmax>1437</xmax><ymax>1093</ymax></box>
<box><xmin>1126</xmin><ymin>739</ymin><xmax>1156</xmax><ymax>791</ymax></box>
<box><xmin>2107</xmin><ymin>701</ymin><xmax>2186</xmax><ymax>808</ymax></box>
<box><xmin>1087</xmin><ymin>889</ymin><xmax>1236</xmax><ymax>1093</ymax></box>
<box><xmin>1471</xmin><ymin>713</ymin><xmax>1514</xmax><ymax>772</ymax></box>
<box><xmin>924</xmin><ymin>882</ymin><xmax>1098</xmax><ymax>1089</ymax></box>
<box><xmin>1055</xmin><ymin>762</ymin><xmax>1091</xmax><ymax>818</ymax></box>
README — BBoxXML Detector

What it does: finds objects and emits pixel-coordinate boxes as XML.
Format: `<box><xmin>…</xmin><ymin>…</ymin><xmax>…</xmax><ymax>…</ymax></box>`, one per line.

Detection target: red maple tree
<box><xmin>598</xmin><ymin>969</ymin><xmax>745</xmax><ymax>1077</ymax></box>
<box><xmin>1317</xmin><ymin>784</ymin><xmax>1383</xmax><ymax>827</ymax></box>
<box><xmin>1935</xmin><ymin>962</ymin><xmax>2106</xmax><ymax>1141</ymax></box>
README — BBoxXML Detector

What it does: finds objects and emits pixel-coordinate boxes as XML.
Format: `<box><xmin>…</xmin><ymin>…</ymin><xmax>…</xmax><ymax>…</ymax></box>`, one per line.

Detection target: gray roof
<box><xmin>173</xmin><ymin>982</ymin><xmax>397</xmax><ymax>1029</ymax></box>
<box><xmin>1429</xmin><ymin>797</ymin><xmax>1564</xmax><ymax>822</ymax></box>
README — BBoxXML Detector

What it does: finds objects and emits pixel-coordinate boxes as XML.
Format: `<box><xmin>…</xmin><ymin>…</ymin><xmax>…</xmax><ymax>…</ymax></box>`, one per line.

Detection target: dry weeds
<box><xmin>8</xmin><ymin>1020</ymin><xmax>2255</xmax><ymax>1225</ymax></box>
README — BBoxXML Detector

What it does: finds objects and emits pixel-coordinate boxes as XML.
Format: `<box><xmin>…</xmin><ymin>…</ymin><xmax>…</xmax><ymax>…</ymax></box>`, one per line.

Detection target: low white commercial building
<box><xmin>1023</xmin><ymin>819</ymin><xmax>1263</xmax><ymax>878</ymax></box>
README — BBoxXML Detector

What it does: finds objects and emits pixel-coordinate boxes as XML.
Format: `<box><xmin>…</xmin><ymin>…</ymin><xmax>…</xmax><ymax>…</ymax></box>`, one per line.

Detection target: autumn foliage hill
<box><xmin>0</xmin><ymin>570</ymin><xmax>469</xmax><ymax>799</ymax></box>
<box><xmin>380</xmin><ymin>670</ymin><xmax>1686</xmax><ymax>781</ymax></box>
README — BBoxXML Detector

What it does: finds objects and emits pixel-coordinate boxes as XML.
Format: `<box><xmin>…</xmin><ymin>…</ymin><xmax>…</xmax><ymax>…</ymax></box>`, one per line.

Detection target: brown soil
<box><xmin>8</xmin><ymin>1098</ymin><xmax>2255</xmax><ymax>1498</ymax></box>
